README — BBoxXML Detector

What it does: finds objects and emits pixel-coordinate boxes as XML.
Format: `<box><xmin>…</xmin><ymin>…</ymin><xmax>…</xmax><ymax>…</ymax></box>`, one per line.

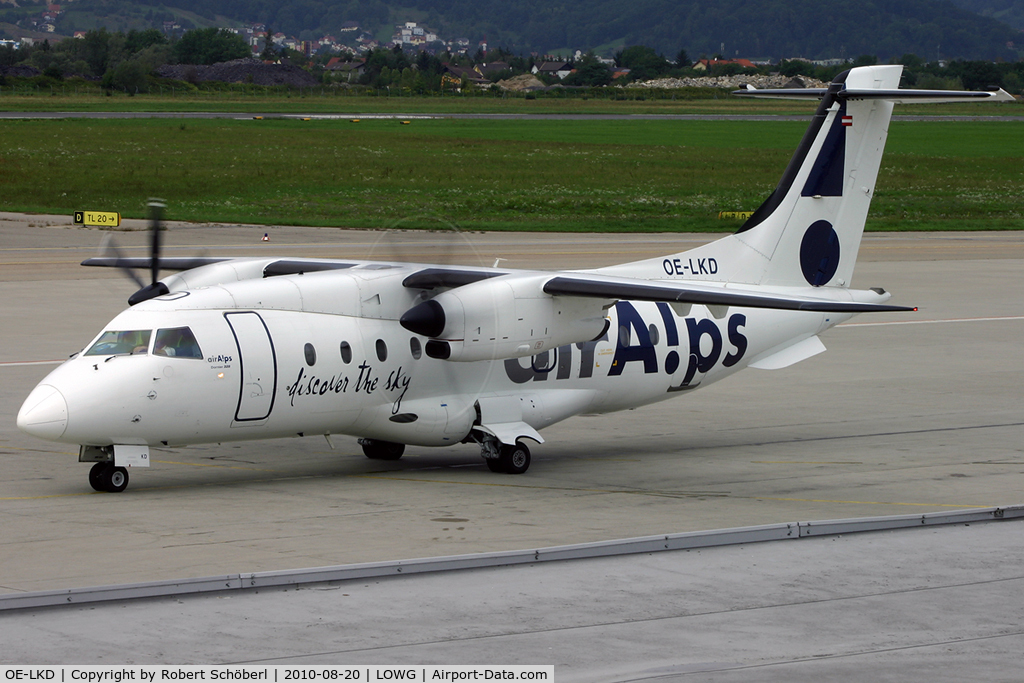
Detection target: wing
<box><xmin>540</xmin><ymin>274</ymin><xmax>914</xmax><ymax>313</ymax></box>
<box><xmin>81</xmin><ymin>256</ymin><xmax>233</xmax><ymax>270</ymax></box>
<box><xmin>398</xmin><ymin>268</ymin><xmax>914</xmax><ymax>362</ymax></box>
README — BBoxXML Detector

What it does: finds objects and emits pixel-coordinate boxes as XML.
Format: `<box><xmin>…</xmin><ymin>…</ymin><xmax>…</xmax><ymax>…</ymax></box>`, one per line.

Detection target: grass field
<box><xmin>0</xmin><ymin>117</ymin><xmax>1020</xmax><ymax>232</ymax></box>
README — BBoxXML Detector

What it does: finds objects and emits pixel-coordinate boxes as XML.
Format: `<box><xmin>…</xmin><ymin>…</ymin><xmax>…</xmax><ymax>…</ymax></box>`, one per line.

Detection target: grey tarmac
<box><xmin>0</xmin><ymin>215</ymin><xmax>1022</xmax><ymax>677</ymax></box>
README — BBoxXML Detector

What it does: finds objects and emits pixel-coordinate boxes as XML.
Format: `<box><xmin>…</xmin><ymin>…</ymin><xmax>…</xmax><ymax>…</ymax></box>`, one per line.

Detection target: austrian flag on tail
<box><xmin>841</xmin><ymin>115</ymin><xmax>853</xmax><ymax>126</ymax></box>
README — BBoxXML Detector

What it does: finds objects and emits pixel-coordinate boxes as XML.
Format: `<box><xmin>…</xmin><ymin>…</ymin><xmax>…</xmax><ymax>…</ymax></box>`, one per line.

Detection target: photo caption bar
<box><xmin>1</xmin><ymin>666</ymin><xmax>554</xmax><ymax>683</ymax></box>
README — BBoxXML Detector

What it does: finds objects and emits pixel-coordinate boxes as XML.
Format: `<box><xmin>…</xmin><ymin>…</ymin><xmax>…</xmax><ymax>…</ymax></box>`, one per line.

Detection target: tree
<box><xmin>897</xmin><ymin>53</ymin><xmax>925</xmax><ymax>70</ymax></box>
<box><xmin>103</xmin><ymin>59</ymin><xmax>150</xmax><ymax>94</ymax></box>
<box><xmin>0</xmin><ymin>44</ymin><xmax>20</xmax><ymax>67</ymax></box>
<box><xmin>81</xmin><ymin>28</ymin><xmax>114</xmax><ymax>77</ymax></box>
<box><xmin>951</xmin><ymin>60</ymin><xmax>1003</xmax><ymax>90</ymax></box>
<box><xmin>562</xmin><ymin>52</ymin><xmax>611</xmax><ymax>86</ymax></box>
<box><xmin>172</xmin><ymin>28</ymin><xmax>250</xmax><ymax>65</ymax></box>
<box><xmin>260</xmin><ymin>27</ymin><xmax>278</xmax><ymax>61</ymax></box>
<box><xmin>615</xmin><ymin>45</ymin><xmax>671</xmax><ymax>81</ymax></box>
<box><xmin>124</xmin><ymin>29</ymin><xmax>167</xmax><ymax>55</ymax></box>
<box><xmin>675</xmin><ymin>48</ymin><xmax>691</xmax><ymax>68</ymax></box>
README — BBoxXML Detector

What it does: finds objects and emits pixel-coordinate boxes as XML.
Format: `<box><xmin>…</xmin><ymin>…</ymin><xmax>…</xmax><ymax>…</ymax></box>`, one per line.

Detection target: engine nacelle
<box><xmin>400</xmin><ymin>275</ymin><xmax>610</xmax><ymax>362</ymax></box>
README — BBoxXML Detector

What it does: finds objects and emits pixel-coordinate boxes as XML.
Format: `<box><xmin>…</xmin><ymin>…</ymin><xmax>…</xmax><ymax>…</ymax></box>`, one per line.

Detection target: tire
<box><xmin>88</xmin><ymin>462</ymin><xmax>108</xmax><ymax>492</ymax></box>
<box><xmin>499</xmin><ymin>442</ymin><xmax>531</xmax><ymax>475</ymax></box>
<box><xmin>362</xmin><ymin>440</ymin><xmax>405</xmax><ymax>460</ymax></box>
<box><xmin>105</xmin><ymin>466</ymin><xmax>129</xmax><ymax>493</ymax></box>
<box><xmin>485</xmin><ymin>457</ymin><xmax>505</xmax><ymax>473</ymax></box>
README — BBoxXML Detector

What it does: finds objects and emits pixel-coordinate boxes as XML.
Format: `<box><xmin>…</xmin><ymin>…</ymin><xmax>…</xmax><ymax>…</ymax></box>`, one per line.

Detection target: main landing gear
<box><xmin>359</xmin><ymin>438</ymin><xmax>406</xmax><ymax>460</ymax></box>
<box><xmin>481</xmin><ymin>440</ymin><xmax>531</xmax><ymax>475</ymax></box>
<box><xmin>88</xmin><ymin>462</ymin><xmax>129</xmax><ymax>493</ymax></box>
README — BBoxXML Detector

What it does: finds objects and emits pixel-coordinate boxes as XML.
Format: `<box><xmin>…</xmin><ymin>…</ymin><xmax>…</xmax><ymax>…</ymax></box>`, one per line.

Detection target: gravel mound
<box><xmin>157</xmin><ymin>58</ymin><xmax>319</xmax><ymax>87</ymax></box>
<box><xmin>497</xmin><ymin>73</ymin><xmax>546</xmax><ymax>91</ymax></box>
<box><xmin>631</xmin><ymin>74</ymin><xmax>828</xmax><ymax>89</ymax></box>
<box><xmin>0</xmin><ymin>64</ymin><xmax>41</xmax><ymax>78</ymax></box>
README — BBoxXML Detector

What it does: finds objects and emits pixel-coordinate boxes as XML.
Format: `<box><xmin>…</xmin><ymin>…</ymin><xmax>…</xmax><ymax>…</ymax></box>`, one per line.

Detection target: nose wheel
<box><xmin>88</xmin><ymin>462</ymin><xmax>130</xmax><ymax>493</ymax></box>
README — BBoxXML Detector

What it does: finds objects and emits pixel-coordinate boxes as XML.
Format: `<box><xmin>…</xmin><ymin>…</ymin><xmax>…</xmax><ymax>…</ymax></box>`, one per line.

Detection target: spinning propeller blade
<box><xmin>148</xmin><ymin>199</ymin><xmax>164</xmax><ymax>287</ymax></box>
<box><xmin>121</xmin><ymin>199</ymin><xmax>171</xmax><ymax>306</ymax></box>
<box><xmin>98</xmin><ymin>233</ymin><xmax>146</xmax><ymax>289</ymax></box>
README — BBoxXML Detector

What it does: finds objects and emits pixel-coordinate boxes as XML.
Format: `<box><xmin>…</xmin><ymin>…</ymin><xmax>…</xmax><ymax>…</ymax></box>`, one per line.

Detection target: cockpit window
<box><xmin>153</xmin><ymin>327</ymin><xmax>203</xmax><ymax>359</ymax></box>
<box><xmin>84</xmin><ymin>330</ymin><xmax>152</xmax><ymax>356</ymax></box>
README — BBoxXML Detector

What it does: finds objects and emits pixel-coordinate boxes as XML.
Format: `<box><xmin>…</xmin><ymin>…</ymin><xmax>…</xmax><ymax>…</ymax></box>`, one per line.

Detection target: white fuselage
<box><xmin>20</xmin><ymin>268</ymin><xmax>846</xmax><ymax>450</ymax></box>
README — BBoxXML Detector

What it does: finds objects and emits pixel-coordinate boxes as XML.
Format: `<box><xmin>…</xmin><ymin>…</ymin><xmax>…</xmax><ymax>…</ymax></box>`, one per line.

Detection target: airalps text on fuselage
<box><xmin>503</xmin><ymin>300</ymin><xmax>747</xmax><ymax>391</ymax></box>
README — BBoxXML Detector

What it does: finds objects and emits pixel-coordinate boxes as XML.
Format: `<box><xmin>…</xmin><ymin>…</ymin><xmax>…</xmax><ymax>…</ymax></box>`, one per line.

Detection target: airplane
<box><xmin>16</xmin><ymin>65</ymin><xmax>1014</xmax><ymax>492</ymax></box>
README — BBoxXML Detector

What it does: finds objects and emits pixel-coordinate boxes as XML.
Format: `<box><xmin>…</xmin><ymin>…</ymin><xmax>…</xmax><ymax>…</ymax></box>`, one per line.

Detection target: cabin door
<box><xmin>224</xmin><ymin>312</ymin><xmax>278</xmax><ymax>422</ymax></box>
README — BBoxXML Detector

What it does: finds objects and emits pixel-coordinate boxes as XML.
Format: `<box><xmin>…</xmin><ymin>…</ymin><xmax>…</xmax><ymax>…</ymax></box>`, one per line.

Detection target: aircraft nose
<box><xmin>17</xmin><ymin>384</ymin><xmax>69</xmax><ymax>440</ymax></box>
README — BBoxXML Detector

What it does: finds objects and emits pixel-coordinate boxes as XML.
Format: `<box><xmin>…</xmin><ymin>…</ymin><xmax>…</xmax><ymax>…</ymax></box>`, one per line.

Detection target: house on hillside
<box><xmin>443</xmin><ymin>64</ymin><xmax>489</xmax><ymax>90</ymax></box>
<box><xmin>326</xmin><ymin>58</ymin><xmax>365</xmax><ymax>82</ymax></box>
<box><xmin>532</xmin><ymin>61</ymin><xmax>572</xmax><ymax>79</ymax></box>
<box><xmin>476</xmin><ymin>61</ymin><xmax>510</xmax><ymax>78</ymax></box>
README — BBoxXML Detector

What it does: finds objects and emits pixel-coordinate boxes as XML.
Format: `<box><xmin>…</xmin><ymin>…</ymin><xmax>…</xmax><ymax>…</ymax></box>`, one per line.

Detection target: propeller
<box><xmin>126</xmin><ymin>199</ymin><xmax>171</xmax><ymax>306</ymax></box>
<box><xmin>148</xmin><ymin>199</ymin><xmax>163</xmax><ymax>288</ymax></box>
<box><xmin>97</xmin><ymin>199</ymin><xmax>171</xmax><ymax>306</ymax></box>
<box><xmin>366</xmin><ymin>216</ymin><xmax>486</xmax><ymax>269</ymax></box>
<box><xmin>87</xmin><ymin>200</ymin><xmax>230</xmax><ymax>305</ymax></box>
<box><xmin>98</xmin><ymin>233</ymin><xmax>146</xmax><ymax>290</ymax></box>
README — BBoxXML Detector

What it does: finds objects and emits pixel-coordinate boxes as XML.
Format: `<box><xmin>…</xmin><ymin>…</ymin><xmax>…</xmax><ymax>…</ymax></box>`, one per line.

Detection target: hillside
<box><xmin>9</xmin><ymin>0</ymin><xmax>1023</xmax><ymax>60</ymax></box>
<box><xmin>950</xmin><ymin>0</ymin><xmax>1024</xmax><ymax>29</ymax></box>
<box><xmin>397</xmin><ymin>0</ymin><xmax>1022</xmax><ymax>60</ymax></box>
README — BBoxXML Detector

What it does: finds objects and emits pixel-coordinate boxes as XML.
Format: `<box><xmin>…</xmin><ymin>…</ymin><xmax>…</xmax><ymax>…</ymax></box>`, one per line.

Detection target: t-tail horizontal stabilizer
<box><xmin>735</xmin><ymin>83</ymin><xmax>1015</xmax><ymax>104</ymax></box>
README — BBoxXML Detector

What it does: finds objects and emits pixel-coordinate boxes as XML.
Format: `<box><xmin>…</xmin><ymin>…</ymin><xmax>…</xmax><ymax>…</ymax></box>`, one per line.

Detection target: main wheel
<box><xmin>104</xmin><ymin>466</ymin><xmax>129</xmax><ymax>493</ymax></box>
<box><xmin>361</xmin><ymin>439</ymin><xmax>405</xmax><ymax>460</ymax></box>
<box><xmin>485</xmin><ymin>457</ymin><xmax>505</xmax><ymax>473</ymax></box>
<box><xmin>88</xmin><ymin>462</ymin><xmax>108</xmax><ymax>491</ymax></box>
<box><xmin>94</xmin><ymin>464</ymin><xmax>131</xmax><ymax>491</ymax></box>
<box><xmin>499</xmin><ymin>442</ymin><xmax>531</xmax><ymax>475</ymax></box>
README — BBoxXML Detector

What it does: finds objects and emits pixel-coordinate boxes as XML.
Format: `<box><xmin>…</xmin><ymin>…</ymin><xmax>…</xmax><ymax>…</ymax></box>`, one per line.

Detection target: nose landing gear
<box><xmin>88</xmin><ymin>462</ymin><xmax>130</xmax><ymax>493</ymax></box>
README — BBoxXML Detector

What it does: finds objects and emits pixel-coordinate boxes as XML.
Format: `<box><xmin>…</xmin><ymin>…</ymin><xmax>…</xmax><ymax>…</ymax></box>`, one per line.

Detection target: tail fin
<box><xmin>597</xmin><ymin>65</ymin><xmax>1011</xmax><ymax>288</ymax></box>
<box><xmin>732</xmin><ymin>65</ymin><xmax>901</xmax><ymax>288</ymax></box>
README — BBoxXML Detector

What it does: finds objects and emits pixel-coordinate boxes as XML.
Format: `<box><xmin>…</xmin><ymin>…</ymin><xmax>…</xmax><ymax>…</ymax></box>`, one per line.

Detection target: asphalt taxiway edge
<box><xmin>2</xmin><ymin>505</ymin><xmax>1020</xmax><ymax>612</ymax></box>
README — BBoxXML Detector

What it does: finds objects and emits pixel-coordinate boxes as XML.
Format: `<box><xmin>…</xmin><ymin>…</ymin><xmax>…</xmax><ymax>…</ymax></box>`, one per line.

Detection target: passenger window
<box><xmin>153</xmin><ymin>327</ymin><xmax>203</xmax><ymax>359</ymax></box>
<box><xmin>340</xmin><ymin>341</ymin><xmax>352</xmax><ymax>364</ymax></box>
<box><xmin>376</xmin><ymin>339</ymin><xmax>388</xmax><ymax>362</ymax></box>
<box><xmin>410</xmin><ymin>337</ymin><xmax>422</xmax><ymax>360</ymax></box>
<box><xmin>304</xmin><ymin>343</ymin><xmax>317</xmax><ymax>366</ymax></box>
<box><xmin>85</xmin><ymin>329</ymin><xmax>152</xmax><ymax>356</ymax></box>
<box><xmin>648</xmin><ymin>324</ymin><xmax>660</xmax><ymax>346</ymax></box>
